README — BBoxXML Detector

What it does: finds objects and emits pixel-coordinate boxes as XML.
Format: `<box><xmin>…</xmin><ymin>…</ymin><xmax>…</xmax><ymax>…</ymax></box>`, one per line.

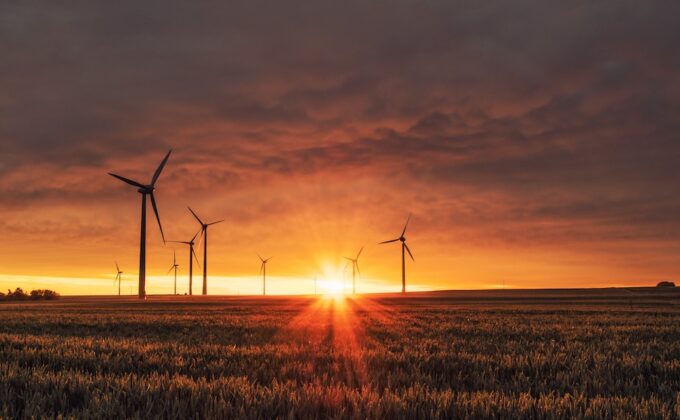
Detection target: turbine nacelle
<box><xmin>137</xmin><ymin>185</ymin><xmax>154</xmax><ymax>194</ymax></box>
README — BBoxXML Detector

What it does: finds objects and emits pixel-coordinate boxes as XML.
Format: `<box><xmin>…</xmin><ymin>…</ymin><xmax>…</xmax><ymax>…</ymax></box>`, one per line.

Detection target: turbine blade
<box><xmin>257</xmin><ymin>253</ymin><xmax>264</xmax><ymax>262</ymax></box>
<box><xmin>266</xmin><ymin>256</ymin><xmax>273</xmax><ymax>262</ymax></box>
<box><xmin>167</xmin><ymin>265</ymin><xmax>174</xmax><ymax>274</ymax></box>
<box><xmin>109</xmin><ymin>173</ymin><xmax>145</xmax><ymax>189</ymax></box>
<box><xmin>187</xmin><ymin>207</ymin><xmax>204</xmax><ymax>225</ymax></box>
<box><xmin>401</xmin><ymin>213</ymin><xmax>412</xmax><ymax>237</ymax></box>
<box><xmin>404</xmin><ymin>243</ymin><xmax>415</xmax><ymax>261</ymax></box>
<box><xmin>115</xmin><ymin>261</ymin><xmax>120</xmax><ymax>272</ymax></box>
<box><xmin>191</xmin><ymin>227</ymin><xmax>201</xmax><ymax>242</ymax></box>
<box><xmin>192</xmin><ymin>248</ymin><xmax>201</xmax><ymax>267</ymax></box>
<box><xmin>356</xmin><ymin>246</ymin><xmax>364</xmax><ymax>259</ymax></box>
<box><xmin>208</xmin><ymin>219</ymin><xmax>224</xmax><ymax>226</ymax></box>
<box><xmin>151</xmin><ymin>149</ymin><xmax>172</xmax><ymax>186</ymax></box>
<box><xmin>195</xmin><ymin>228</ymin><xmax>204</xmax><ymax>251</ymax></box>
<box><xmin>355</xmin><ymin>262</ymin><xmax>361</xmax><ymax>276</ymax></box>
<box><xmin>379</xmin><ymin>238</ymin><xmax>400</xmax><ymax>244</ymax></box>
<box><xmin>259</xmin><ymin>262</ymin><xmax>264</xmax><ymax>274</ymax></box>
<box><xmin>150</xmin><ymin>193</ymin><xmax>165</xmax><ymax>243</ymax></box>
<box><xmin>343</xmin><ymin>256</ymin><xmax>353</xmax><ymax>261</ymax></box>
<box><xmin>168</xmin><ymin>241</ymin><xmax>191</xmax><ymax>244</ymax></box>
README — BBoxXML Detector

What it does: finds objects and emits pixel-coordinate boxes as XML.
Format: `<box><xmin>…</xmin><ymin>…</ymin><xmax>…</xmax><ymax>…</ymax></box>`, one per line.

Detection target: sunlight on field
<box><xmin>1</xmin><ymin>290</ymin><xmax>680</xmax><ymax>417</ymax></box>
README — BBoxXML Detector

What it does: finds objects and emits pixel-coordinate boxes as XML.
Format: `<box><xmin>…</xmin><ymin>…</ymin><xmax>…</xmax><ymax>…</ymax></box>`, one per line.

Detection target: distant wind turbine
<box><xmin>344</xmin><ymin>246</ymin><xmax>363</xmax><ymax>295</ymax></box>
<box><xmin>188</xmin><ymin>207</ymin><xmax>224</xmax><ymax>295</ymax></box>
<box><xmin>109</xmin><ymin>150</ymin><xmax>171</xmax><ymax>299</ymax></box>
<box><xmin>168</xmin><ymin>229</ymin><xmax>201</xmax><ymax>295</ymax></box>
<box><xmin>114</xmin><ymin>262</ymin><xmax>123</xmax><ymax>296</ymax></box>
<box><xmin>167</xmin><ymin>250</ymin><xmax>179</xmax><ymax>295</ymax></box>
<box><xmin>379</xmin><ymin>214</ymin><xmax>414</xmax><ymax>293</ymax></box>
<box><xmin>258</xmin><ymin>254</ymin><xmax>273</xmax><ymax>296</ymax></box>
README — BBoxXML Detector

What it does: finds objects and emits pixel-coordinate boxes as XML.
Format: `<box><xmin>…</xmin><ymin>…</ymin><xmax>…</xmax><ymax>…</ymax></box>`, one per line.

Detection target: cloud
<box><xmin>1</xmin><ymin>0</ymin><xmax>679</xmax><ymax>285</ymax></box>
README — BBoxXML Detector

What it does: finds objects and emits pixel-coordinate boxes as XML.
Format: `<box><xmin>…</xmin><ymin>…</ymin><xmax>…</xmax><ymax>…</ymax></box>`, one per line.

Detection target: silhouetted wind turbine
<box><xmin>114</xmin><ymin>262</ymin><xmax>123</xmax><ymax>296</ymax></box>
<box><xmin>169</xmin><ymin>229</ymin><xmax>201</xmax><ymax>295</ymax></box>
<box><xmin>344</xmin><ymin>246</ymin><xmax>363</xmax><ymax>295</ymax></box>
<box><xmin>109</xmin><ymin>150</ymin><xmax>171</xmax><ymax>299</ymax></box>
<box><xmin>167</xmin><ymin>250</ymin><xmax>179</xmax><ymax>295</ymax></box>
<box><xmin>379</xmin><ymin>214</ymin><xmax>414</xmax><ymax>293</ymax></box>
<box><xmin>258</xmin><ymin>254</ymin><xmax>273</xmax><ymax>296</ymax></box>
<box><xmin>188</xmin><ymin>207</ymin><xmax>224</xmax><ymax>295</ymax></box>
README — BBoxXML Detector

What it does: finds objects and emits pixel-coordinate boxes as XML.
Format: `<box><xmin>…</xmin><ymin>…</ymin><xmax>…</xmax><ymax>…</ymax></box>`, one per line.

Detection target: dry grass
<box><xmin>1</xmin><ymin>288</ymin><xmax>679</xmax><ymax>419</ymax></box>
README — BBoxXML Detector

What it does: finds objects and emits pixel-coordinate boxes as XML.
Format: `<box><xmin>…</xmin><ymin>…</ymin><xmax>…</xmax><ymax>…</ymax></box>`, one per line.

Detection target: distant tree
<box><xmin>7</xmin><ymin>288</ymin><xmax>28</xmax><ymax>300</ymax></box>
<box><xmin>29</xmin><ymin>289</ymin><xmax>60</xmax><ymax>300</ymax></box>
<box><xmin>656</xmin><ymin>281</ymin><xmax>676</xmax><ymax>288</ymax></box>
<box><xmin>41</xmin><ymin>289</ymin><xmax>60</xmax><ymax>300</ymax></box>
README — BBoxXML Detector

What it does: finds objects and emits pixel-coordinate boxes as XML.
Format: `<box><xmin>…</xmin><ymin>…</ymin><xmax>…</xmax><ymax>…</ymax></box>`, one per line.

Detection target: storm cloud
<box><xmin>1</xmin><ymin>0</ymin><xmax>679</xmax><ymax>287</ymax></box>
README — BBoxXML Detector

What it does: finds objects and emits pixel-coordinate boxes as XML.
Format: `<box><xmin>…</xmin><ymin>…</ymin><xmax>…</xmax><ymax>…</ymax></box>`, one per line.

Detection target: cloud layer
<box><xmin>1</xmin><ymin>1</ymin><xmax>679</xmax><ymax>290</ymax></box>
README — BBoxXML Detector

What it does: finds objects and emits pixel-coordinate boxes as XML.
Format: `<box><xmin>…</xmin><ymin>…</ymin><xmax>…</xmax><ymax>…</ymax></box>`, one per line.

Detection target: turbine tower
<box><xmin>343</xmin><ymin>246</ymin><xmax>363</xmax><ymax>295</ymax></box>
<box><xmin>169</xmin><ymin>229</ymin><xmax>201</xmax><ymax>295</ymax></box>
<box><xmin>109</xmin><ymin>150</ymin><xmax>171</xmax><ymax>299</ymax></box>
<box><xmin>188</xmin><ymin>207</ymin><xmax>224</xmax><ymax>295</ymax></box>
<box><xmin>167</xmin><ymin>250</ymin><xmax>179</xmax><ymax>295</ymax></box>
<box><xmin>258</xmin><ymin>254</ymin><xmax>272</xmax><ymax>296</ymax></box>
<box><xmin>379</xmin><ymin>214</ymin><xmax>414</xmax><ymax>293</ymax></box>
<box><xmin>114</xmin><ymin>262</ymin><xmax>123</xmax><ymax>296</ymax></box>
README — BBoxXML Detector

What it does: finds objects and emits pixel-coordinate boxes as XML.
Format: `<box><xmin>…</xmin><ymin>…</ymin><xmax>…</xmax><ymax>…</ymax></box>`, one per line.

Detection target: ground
<box><xmin>1</xmin><ymin>288</ymin><xmax>679</xmax><ymax>418</ymax></box>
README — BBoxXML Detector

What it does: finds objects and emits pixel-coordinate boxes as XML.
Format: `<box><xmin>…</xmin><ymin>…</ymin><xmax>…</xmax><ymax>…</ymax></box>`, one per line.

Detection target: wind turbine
<box><xmin>109</xmin><ymin>150</ymin><xmax>171</xmax><ymax>299</ymax></box>
<box><xmin>379</xmin><ymin>214</ymin><xmax>414</xmax><ymax>293</ymax></box>
<box><xmin>258</xmin><ymin>254</ymin><xmax>273</xmax><ymax>296</ymax></box>
<box><xmin>188</xmin><ymin>207</ymin><xmax>224</xmax><ymax>295</ymax></box>
<box><xmin>168</xmin><ymin>229</ymin><xmax>201</xmax><ymax>295</ymax></box>
<box><xmin>114</xmin><ymin>262</ymin><xmax>123</xmax><ymax>296</ymax></box>
<box><xmin>344</xmin><ymin>246</ymin><xmax>363</xmax><ymax>295</ymax></box>
<box><xmin>167</xmin><ymin>250</ymin><xmax>179</xmax><ymax>295</ymax></box>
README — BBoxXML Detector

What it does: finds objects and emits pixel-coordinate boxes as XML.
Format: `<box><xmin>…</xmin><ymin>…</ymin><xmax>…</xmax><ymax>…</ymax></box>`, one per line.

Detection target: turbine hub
<box><xmin>400</xmin><ymin>236</ymin><xmax>406</xmax><ymax>242</ymax></box>
<box><xmin>137</xmin><ymin>185</ymin><xmax>154</xmax><ymax>194</ymax></box>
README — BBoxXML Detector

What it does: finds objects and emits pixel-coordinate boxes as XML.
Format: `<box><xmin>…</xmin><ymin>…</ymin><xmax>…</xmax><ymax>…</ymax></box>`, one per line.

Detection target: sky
<box><xmin>1</xmin><ymin>1</ymin><xmax>680</xmax><ymax>295</ymax></box>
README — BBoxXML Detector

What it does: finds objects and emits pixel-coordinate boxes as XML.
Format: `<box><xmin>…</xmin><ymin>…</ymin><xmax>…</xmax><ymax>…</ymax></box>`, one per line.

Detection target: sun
<box><xmin>317</xmin><ymin>261</ymin><xmax>348</xmax><ymax>296</ymax></box>
<box><xmin>324</xmin><ymin>279</ymin><xmax>344</xmax><ymax>295</ymax></box>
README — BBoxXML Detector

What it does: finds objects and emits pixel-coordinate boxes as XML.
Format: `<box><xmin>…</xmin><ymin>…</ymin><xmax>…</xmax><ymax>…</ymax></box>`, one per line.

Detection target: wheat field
<box><xmin>1</xmin><ymin>289</ymin><xmax>679</xmax><ymax>419</ymax></box>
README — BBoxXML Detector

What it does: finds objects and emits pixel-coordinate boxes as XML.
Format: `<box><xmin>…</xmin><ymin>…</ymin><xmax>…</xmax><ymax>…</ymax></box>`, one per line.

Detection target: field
<box><xmin>1</xmin><ymin>288</ymin><xmax>679</xmax><ymax>419</ymax></box>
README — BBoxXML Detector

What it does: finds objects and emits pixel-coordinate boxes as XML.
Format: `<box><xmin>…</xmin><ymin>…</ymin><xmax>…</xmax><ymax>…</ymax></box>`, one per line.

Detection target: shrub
<box><xmin>656</xmin><ymin>281</ymin><xmax>676</xmax><ymax>288</ymax></box>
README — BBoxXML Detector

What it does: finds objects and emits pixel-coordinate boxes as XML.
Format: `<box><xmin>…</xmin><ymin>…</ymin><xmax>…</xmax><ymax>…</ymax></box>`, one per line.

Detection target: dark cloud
<box><xmin>1</xmin><ymin>0</ymin><xmax>680</xmax><ymax>282</ymax></box>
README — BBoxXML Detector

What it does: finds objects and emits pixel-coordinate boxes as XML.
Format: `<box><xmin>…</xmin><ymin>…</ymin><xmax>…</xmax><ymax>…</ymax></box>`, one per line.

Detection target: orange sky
<box><xmin>1</xmin><ymin>2</ymin><xmax>680</xmax><ymax>295</ymax></box>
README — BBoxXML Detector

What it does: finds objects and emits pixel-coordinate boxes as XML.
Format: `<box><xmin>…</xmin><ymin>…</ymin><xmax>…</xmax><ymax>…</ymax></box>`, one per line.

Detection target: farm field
<box><xmin>1</xmin><ymin>288</ymin><xmax>679</xmax><ymax>418</ymax></box>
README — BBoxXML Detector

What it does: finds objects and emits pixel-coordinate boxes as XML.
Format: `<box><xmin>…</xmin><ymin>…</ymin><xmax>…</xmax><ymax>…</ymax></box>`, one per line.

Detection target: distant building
<box><xmin>656</xmin><ymin>281</ymin><xmax>676</xmax><ymax>288</ymax></box>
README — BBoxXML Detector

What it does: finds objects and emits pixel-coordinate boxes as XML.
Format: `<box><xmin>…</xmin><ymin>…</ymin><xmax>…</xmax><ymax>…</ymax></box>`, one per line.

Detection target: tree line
<box><xmin>0</xmin><ymin>288</ymin><xmax>60</xmax><ymax>301</ymax></box>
